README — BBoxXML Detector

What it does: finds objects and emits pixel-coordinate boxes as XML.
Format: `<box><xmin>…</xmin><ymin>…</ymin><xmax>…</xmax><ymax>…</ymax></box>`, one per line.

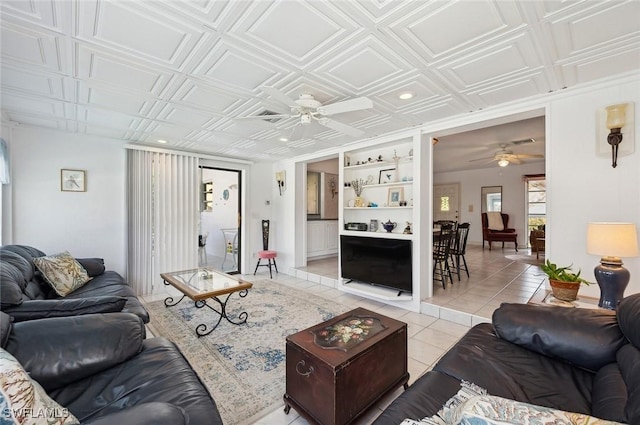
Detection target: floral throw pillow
<box><xmin>400</xmin><ymin>381</ymin><xmax>623</xmax><ymax>425</ymax></box>
<box><xmin>33</xmin><ymin>251</ymin><xmax>92</xmax><ymax>297</ymax></box>
<box><xmin>0</xmin><ymin>348</ymin><xmax>79</xmax><ymax>425</ymax></box>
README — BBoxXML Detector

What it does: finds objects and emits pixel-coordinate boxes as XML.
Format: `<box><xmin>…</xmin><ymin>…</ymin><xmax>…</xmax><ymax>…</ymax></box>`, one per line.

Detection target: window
<box><xmin>440</xmin><ymin>196</ymin><xmax>450</xmax><ymax>212</ymax></box>
<box><xmin>526</xmin><ymin>176</ymin><xmax>546</xmax><ymax>241</ymax></box>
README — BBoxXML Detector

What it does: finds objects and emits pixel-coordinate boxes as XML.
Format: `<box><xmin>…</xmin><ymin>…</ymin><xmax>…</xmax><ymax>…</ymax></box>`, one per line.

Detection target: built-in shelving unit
<box><xmin>340</xmin><ymin>138</ymin><xmax>416</xmax><ymax>301</ymax></box>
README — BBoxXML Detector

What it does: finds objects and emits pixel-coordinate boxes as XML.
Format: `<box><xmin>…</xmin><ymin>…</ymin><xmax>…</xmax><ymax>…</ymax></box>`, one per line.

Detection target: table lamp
<box><xmin>587</xmin><ymin>222</ymin><xmax>639</xmax><ymax>310</ymax></box>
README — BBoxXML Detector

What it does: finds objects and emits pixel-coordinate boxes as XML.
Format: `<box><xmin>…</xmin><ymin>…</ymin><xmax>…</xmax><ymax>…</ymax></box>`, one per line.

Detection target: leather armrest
<box><xmin>75</xmin><ymin>258</ymin><xmax>106</xmax><ymax>277</ymax></box>
<box><xmin>5</xmin><ymin>313</ymin><xmax>145</xmax><ymax>392</ymax></box>
<box><xmin>493</xmin><ymin>303</ymin><xmax>626</xmax><ymax>371</ymax></box>
<box><xmin>82</xmin><ymin>403</ymin><xmax>187</xmax><ymax>425</ymax></box>
<box><xmin>3</xmin><ymin>297</ymin><xmax>127</xmax><ymax>322</ymax></box>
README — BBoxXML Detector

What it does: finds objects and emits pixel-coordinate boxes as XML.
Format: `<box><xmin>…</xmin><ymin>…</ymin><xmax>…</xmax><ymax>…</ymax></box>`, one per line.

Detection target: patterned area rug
<box><xmin>144</xmin><ymin>280</ymin><xmax>351</xmax><ymax>425</ymax></box>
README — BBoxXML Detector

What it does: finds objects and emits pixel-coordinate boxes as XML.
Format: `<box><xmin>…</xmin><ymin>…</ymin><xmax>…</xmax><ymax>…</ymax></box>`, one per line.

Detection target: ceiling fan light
<box><xmin>498</xmin><ymin>159</ymin><xmax>509</xmax><ymax>167</ymax></box>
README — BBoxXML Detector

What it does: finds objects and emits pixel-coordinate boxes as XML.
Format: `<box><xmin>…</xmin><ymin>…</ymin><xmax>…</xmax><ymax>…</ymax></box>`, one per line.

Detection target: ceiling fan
<box><xmin>469</xmin><ymin>139</ymin><xmax>543</xmax><ymax>167</ymax></box>
<box><xmin>235</xmin><ymin>87</ymin><xmax>373</xmax><ymax>138</ymax></box>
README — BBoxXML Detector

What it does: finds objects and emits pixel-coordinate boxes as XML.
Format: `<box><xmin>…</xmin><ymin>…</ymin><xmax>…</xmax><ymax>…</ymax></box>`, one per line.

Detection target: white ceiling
<box><xmin>1</xmin><ymin>1</ymin><xmax>639</xmax><ymax>164</ymax></box>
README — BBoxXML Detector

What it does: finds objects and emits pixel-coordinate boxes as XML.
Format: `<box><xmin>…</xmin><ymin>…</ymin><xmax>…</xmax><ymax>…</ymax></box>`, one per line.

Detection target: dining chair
<box><xmin>433</xmin><ymin>223</ymin><xmax>454</xmax><ymax>289</ymax></box>
<box><xmin>254</xmin><ymin>220</ymin><xmax>278</xmax><ymax>278</ymax></box>
<box><xmin>450</xmin><ymin>223</ymin><xmax>470</xmax><ymax>280</ymax></box>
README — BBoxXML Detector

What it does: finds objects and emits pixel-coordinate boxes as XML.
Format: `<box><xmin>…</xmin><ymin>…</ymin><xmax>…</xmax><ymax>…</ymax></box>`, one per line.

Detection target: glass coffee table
<box><xmin>160</xmin><ymin>267</ymin><xmax>253</xmax><ymax>337</ymax></box>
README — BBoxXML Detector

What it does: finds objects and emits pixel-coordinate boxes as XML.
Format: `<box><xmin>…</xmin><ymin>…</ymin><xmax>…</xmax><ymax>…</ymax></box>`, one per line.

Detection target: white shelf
<box><xmin>339</xmin><ymin>281</ymin><xmax>413</xmax><ymax>301</ymax></box>
<box><xmin>345</xmin><ymin>206</ymin><xmax>412</xmax><ymax>210</ymax></box>
<box><xmin>343</xmin><ymin>181</ymin><xmax>413</xmax><ymax>189</ymax></box>
<box><xmin>344</xmin><ymin>158</ymin><xmax>412</xmax><ymax>170</ymax></box>
<box><xmin>341</xmin><ymin>230</ymin><xmax>413</xmax><ymax>239</ymax></box>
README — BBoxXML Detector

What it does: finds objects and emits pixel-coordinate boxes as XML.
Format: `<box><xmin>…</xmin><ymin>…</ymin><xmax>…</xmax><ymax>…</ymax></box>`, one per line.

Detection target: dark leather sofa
<box><xmin>0</xmin><ymin>245</ymin><xmax>149</xmax><ymax>323</ymax></box>
<box><xmin>374</xmin><ymin>293</ymin><xmax>640</xmax><ymax>424</ymax></box>
<box><xmin>0</xmin><ymin>311</ymin><xmax>223</xmax><ymax>425</ymax></box>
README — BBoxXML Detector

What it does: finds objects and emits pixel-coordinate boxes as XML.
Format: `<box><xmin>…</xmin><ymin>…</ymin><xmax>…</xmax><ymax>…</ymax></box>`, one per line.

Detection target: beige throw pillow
<box><xmin>0</xmin><ymin>348</ymin><xmax>79</xmax><ymax>425</ymax></box>
<box><xmin>486</xmin><ymin>212</ymin><xmax>505</xmax><ymax>231</ymax></box>
<box><xmin>33</xmin><ymin>251</ymin><xmax>92</xmax><ymax>297</ymax></box>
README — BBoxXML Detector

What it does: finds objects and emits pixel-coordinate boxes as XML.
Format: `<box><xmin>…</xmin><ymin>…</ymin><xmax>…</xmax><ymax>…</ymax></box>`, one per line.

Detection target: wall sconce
<box><xmin>275</xmin><ymin>171</ymin><xmax>285</xmax><ymax>195</ymax></box>
<box><xmin>597</xmin><ymin>102</ymin><xmax>634</xmax><ymax>168</ymax></box>
<box><xmin>587</xmin><ymin>222</ymin><xmax>639</xmax><ymax>310</ymax></box>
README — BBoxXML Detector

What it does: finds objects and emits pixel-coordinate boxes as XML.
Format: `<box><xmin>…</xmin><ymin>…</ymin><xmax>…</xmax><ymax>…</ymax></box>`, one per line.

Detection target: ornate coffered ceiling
<box><xmin>1</xmin><ymin>1</ymin><xmax>639</xmax><ymax>164</ymax></box>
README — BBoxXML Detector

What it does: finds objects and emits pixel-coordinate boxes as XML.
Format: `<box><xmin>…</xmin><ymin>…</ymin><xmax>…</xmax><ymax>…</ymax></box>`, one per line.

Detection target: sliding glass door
<box><xmin>199</xmin><ymin>167</ymin><xmax>242</xmax><ymax>274</ymax></box>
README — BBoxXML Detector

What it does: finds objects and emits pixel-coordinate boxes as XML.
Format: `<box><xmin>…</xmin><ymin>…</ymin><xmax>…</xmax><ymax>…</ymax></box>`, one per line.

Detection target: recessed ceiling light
<box><xmin>157</xmin><ymin>139</ymin><xmax>167</xmax><ymax>144</ymax></box>
<box><xmin>399</xmin><ymin>92</ymin><xmax>414</xmax><ymax>100</ymax></box>
<box><xmin>279</xmin><ymin>137</ymin><xmax>288</xmax><ymax>142</ymax></box>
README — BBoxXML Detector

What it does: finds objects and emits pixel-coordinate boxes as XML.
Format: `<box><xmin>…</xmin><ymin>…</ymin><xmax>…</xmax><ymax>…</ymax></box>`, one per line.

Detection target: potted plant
<box><xmin>541</xmin><ymin>259</ymin><xmax>591</xmax><ymax>301</ymax></box>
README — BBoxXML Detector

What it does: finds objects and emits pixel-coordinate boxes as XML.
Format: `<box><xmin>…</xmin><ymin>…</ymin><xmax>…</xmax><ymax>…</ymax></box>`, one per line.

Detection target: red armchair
<box><xmin>481</xmin><ymin>212</ymin><xmax>518</xmax><ymax>251</ymax></box>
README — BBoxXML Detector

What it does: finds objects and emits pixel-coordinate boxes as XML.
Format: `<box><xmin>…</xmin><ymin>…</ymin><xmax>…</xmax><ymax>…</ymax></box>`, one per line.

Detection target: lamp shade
<box><xmin>587</xmin><ymin>222</ymin><xmax>639</xmax><ymax>258</ymax></box>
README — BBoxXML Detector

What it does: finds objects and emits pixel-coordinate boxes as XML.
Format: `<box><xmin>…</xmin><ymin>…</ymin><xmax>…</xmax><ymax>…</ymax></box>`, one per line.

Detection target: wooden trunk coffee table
<box><xmin>283</xmin><ymin>307</ymin><xmax>409</xmax><ymax>425</ymax></box>
<box><xmin>160</xmin><ymin>267</ymin><xmax>252</xmax><ymax>337</ymax></box>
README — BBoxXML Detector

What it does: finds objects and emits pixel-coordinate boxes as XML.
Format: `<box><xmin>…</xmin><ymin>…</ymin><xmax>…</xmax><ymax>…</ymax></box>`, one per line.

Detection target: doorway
<box><xmin>199</xmin><ymin>167</ymin><xmax>241</xmax><ymax>274</ymax></box>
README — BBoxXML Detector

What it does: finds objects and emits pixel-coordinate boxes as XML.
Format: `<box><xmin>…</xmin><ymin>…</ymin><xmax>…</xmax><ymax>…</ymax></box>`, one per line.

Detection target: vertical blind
<box><xmin>127</xmin><ymin>149</ymin><xmax>199</xmax><ymax>295</ymax></box>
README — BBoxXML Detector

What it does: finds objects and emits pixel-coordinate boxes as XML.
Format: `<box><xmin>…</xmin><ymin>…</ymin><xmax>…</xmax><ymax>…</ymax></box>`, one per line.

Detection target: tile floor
<box><xmin>258</xmin><ymin>245</ymin><xmax>544</xmax><ymax>424</ymax></box>
<box><xmin>299</xmin><ymin>244</ymin><xmax>546</xmax><ymax>320</ymax></box>
<box><xmin>146</xmin><ymin>243</ymin><xmax>545</xmax><ymax>425</ymax></box>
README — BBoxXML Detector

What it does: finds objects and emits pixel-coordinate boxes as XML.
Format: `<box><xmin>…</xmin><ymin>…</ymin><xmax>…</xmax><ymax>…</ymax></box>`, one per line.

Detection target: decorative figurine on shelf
<box><xmin>403</xmin><ymin>222</ymin><xmax>412</xmax><ymax>234</ymax></box>
<box><xmin>392</xmin><ymin>150</ymin><xmax>401</xmax><ymax>182</ymax></box>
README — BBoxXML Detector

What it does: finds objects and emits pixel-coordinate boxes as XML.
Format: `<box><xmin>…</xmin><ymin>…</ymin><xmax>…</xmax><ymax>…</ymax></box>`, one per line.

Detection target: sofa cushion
<box><xmin>75</xmin><ymin>258</ymin><xmax>106</xmax><ymax>278</ymax></box>
<box><xmin>591</xmin><ymin>363</ymin><xmax>627</xmax><ymax>422</ymax></box>
<box><xmin>0</xmin><ymin>259</ymin><xmax>26</xmax><ymax>307</ymax></box>
<box><xmin>618</xmin><ymin>293</ymin><xmax>640</xmax><ymax>348</ymax></box>
<box><xmin>433</xmin><ymin>323</ymin><xmax>594</xmax><ymax>415</ymax></box>
<box><xmin>617</xmin><ymin>344</ymin><xmax>640</xmax><ymax>424</ymax></box>
<box><xmin>62</xmin><ymin>271</ymin><xmax>149</xmax><ymax>323</ymax></box>
<box><xmin>6</xmin><ymin>313</ymin><xmax>145</xmax><ymax>392</ymax></box>
<box><xmin>82</xmin><ymin>402</ymin><xmax>188</xmax><ymax>425</ymax></box>
<box><xmin>492</xmin><ymin>303</ymin><xmax>624</xmax><ymax>372</ymax></box>
<box><xmin>3</xmin><ymin>297</ymin><xmax>127</xmax><ymax>322</ymax></box>
<box><xmin>49</xmin><ymin>338</ymin><xmax>222</xmax><ymax>425</ymax></box>
<box><xmin>33</xmin><ymin>251</ymin><xmax>92</xmax><ymax>297</ymax></box>
<box><xmin>0</xmin><ymin>312</ymin><xmax>11</xmax><ymax>348</ymax></box>
<box><xmin>0</xmin><ymin>348</ymin><xmax>80</xmax><ymax>425</ymax></box>
<box><xmin>372</xmin><ymin>371</ymin><xmax>462</xmax><ymax>424</ymax></box>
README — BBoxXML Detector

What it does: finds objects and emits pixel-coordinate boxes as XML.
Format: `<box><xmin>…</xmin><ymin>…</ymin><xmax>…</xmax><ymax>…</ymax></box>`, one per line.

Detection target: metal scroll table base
<box><xmin>163</xmin><ymin>282</ymin><xmax>249</xmax><ymax>337</ymax></box>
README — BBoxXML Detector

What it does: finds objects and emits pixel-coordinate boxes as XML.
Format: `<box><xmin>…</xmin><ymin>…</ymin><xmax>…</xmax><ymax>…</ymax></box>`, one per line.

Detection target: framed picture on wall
<box><xmin>61</xmin><ymin>169</ymin><xmax>86</xmax><ymax>192</ymax></box>
<box><xmin>387</xmin><ymin>187</ymin><xmax>404</xmax><ymax>206</ymax></box>
<box><xmin>379</xmin><ymin>168</ymin><xmax>395</xmax><ymax>184</ymax></box>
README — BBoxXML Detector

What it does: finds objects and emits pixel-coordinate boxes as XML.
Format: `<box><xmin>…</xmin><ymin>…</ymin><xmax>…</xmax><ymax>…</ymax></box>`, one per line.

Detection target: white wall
<box><xmin>8</xmin><ymin>127</ymin><xmax>127</xmax><ymax>274</ymax></box>
<box><xmin>434</xmin><ymin>162</ymin><xmax>545</xmax><ymax>247</ymax></box>
<box><xmin>547</xmin><ymin>76</ymin><xmax>640</xmax><ymax>298</ymax></box>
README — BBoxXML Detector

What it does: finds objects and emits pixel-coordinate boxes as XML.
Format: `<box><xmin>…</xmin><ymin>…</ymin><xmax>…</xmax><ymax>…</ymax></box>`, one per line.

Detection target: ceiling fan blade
<box><xmin>319</xmin><ymin>118</ymin><xmax>365</xmax><ymax>137</ymax></box>
<box><xmin>514</xmin><ymin>153</ymin><xmax>544</xmax><ymax>159</ymax></box>
<box><xmin>317</xmin><ymin>97</ymin><xmax>373</xmax><ymax>116</ymax></box>
<box><xmin>509</xmin><ymin>157</ymin><xmax>523</xmax><ymax>165</ymax></box>
<box><xmin>510</xmin><ymin>138</ymin><xmax>536</xmax><ymax>145</ymax></box>
<box><xmin>234</xmin><ymin>114</ymin><xmax>293</xmax><ymax>121</ymax></box>
<box><xmin>469</xmin><ymin>156</ymin><xmax>497</xmax><ymax>162</ymax></box>
<box><xmin>260</xmin><ymin>86</ymin><xmax>298</xmax><ymax>108</ymax></box>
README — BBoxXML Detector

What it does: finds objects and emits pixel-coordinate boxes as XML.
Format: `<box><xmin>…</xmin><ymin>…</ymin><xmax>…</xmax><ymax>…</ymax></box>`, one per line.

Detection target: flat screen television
<box><xmin>340</xmin><ymin>235</ymin><xmax>412</xmax><ymax>294</ymax></box>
